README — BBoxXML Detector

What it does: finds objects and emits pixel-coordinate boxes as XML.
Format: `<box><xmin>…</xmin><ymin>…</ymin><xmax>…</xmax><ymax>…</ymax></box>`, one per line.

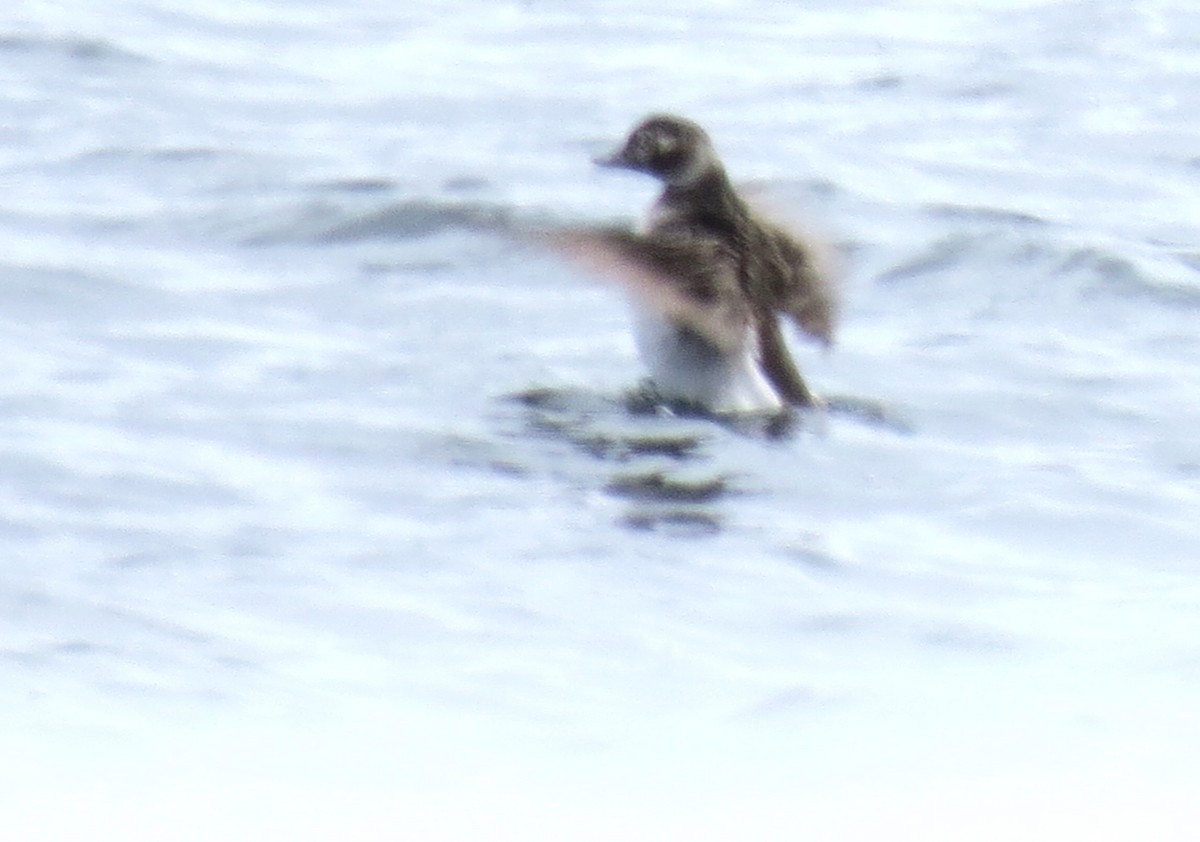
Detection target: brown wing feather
<box><xmin>737</xmin><ymin>188</ymin><xmax>840</xmax><ymax>347</ymax></box>
<box><xmin>765</xmin><ymin>224</ymin><xmax>839</xmax><ymax>347</ymax></box>
<box><xmin>543</xmin><ymin>225</ymin><xmax>750</xmax><ymax>353</ymax></box>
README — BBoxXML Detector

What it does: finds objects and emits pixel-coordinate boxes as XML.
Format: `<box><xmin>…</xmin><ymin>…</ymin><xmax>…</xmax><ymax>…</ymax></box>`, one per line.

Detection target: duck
<box><xmin>553</xmin><ymin>113</ymin><xmax>838</xmax><ymax>415</ymax></box>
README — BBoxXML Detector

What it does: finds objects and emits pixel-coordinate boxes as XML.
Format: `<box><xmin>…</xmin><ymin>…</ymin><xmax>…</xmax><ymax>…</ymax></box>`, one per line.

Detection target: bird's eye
<box><xmin>656</xmin><ymin>133</ymin><xmax>678</xmax><ymax>154</ymax></box>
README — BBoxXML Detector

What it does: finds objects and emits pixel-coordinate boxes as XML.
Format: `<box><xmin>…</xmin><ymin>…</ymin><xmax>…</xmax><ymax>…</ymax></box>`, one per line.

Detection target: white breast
<box><xmin>631</xmin><ymin>307</ymin><xmax>783</xmax><ymax>414</ymax></box>
<box><xmin>629</xmin><ymin>200</ymin><xmax>783</xmax><ymax>414</ymax></box>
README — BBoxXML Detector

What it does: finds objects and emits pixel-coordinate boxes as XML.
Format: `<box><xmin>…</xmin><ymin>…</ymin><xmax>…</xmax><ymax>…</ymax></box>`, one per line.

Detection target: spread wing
<box><xmin>543</xmin><ymin>224</ymin><xmax>751</xmax><ymax>353</ymax></box>
<box><xmin>737</xmin><ymin>186</ymin><xmax>840</xmax><ymax>348</ymax></box>
<box><xmin>764</xmin><ymin>223</ymin><xmax>839</xmax><ymax>347</ymax></box>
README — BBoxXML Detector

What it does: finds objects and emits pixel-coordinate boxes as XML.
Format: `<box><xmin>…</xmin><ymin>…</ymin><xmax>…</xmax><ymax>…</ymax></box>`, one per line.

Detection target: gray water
<box><xmin>3</xmin><ymin>1</ymin><xmax>1199</xmax><ymax>839</ymax></box>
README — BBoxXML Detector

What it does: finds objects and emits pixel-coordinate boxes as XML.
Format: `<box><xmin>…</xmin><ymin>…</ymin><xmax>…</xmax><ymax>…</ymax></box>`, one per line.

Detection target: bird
<box><xmin>551</xmin><ymin>113</ymin><xmax>838</xmax><ymax>415</ymax></box>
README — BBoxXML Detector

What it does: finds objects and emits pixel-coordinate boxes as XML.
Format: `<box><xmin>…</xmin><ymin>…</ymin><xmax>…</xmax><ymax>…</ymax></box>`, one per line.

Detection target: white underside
<box><xmin>631</xmin><ymin>307</ymin><xmax>783</xmax><ymax>414</ymax></box>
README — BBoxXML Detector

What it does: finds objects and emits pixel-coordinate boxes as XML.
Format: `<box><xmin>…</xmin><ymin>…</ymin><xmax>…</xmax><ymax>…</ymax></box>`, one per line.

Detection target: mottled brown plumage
<box><xmin>554</xmin><ymin>113</ymin><xmax>838</xmax><ymax>413</ymax></box>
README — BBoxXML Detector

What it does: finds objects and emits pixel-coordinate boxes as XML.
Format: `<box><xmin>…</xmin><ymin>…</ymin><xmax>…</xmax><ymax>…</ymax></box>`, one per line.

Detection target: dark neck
<box><xmin>662</xmin><ymin>168</ymin><xmax>749</xmax><ymax>239</ymax></box>
<box><xmin>663</xmin><ymin>167</ymin><xmax>778</xmax><ymax>303</ymax></box>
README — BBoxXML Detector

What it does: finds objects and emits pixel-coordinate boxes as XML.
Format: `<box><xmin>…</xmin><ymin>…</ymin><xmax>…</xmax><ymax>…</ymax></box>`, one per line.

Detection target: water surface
<box><xmin>2</xmin><ymin>1</ymin><xmax>1199</xmax><ymax>838</ymax></box>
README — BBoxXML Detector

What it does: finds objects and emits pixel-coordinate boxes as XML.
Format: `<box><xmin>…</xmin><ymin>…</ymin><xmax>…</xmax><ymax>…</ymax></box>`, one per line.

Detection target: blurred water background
<box><xmin>2</xmin><ymin>1</ymin><xmax>1199</xmax><ymax>839</ymax></box>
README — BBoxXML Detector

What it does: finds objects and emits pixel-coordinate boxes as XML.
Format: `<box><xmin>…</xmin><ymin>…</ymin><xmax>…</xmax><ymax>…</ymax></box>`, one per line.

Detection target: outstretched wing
<box><xmin>738</xmin><ymin>186</ymin><xmax>840</xmax><ymax>347</ymax></box>
<box><xmin>765</xmin><ymin>224</ymin><xmax>839</xmax><ymax>347</ymax></box>
<box><xmin>544</xmin><ymin>224</ymin><xmax>751</xmax><ymax>353</ymax></box>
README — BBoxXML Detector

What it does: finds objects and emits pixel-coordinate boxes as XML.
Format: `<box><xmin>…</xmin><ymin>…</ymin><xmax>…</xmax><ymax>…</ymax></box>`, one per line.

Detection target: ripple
<box><xmin>497</xmin><ymin>386</ymin><xmax>745</xmax><ymax>532</ymax></box>
<box><xmin>67</xmin><ymin>147</ymin><xmax>227</xmax><ymax>166</ymax></box>
<box><xmin>1057</xmin><ymin>246</ymin><xmax>1200</xmax><ymax>310</ymax></box>
<box><xmin>824</xmin><ymin>394</ymin><xmax>914</xmax><ymax>433</ymax></box>
<box><xmin>314</xmin><ymin>199</ymin><xmax>513</xmax><ymax>243</ymax></box>
<box><xmin>308</xmin><ymin>177</ymin><xmax>398</xmax><ymax>194</ymax></box>
<box><xmin>877</xmin><ymin>233</ymin><xmax>979</xmax><ymax>283</ymax></box>
<box><xmin>237</xmin><ymin>197</ymin><xmax>516</xmax><ymax>246</ymax></box>
<box><xmin>0</xmin><ymin>34</ymin><xmax>151</xmax><ymax>65</ymax></box>
<box><xmin>620</xmin><ymin>508</ymin><xmax>723</xmax><ymax>536</ymax></box>
<box><xmin>918</xmin><ymin>622</ymin><xmax>1020</xmax><ymax>654</ymax></box>
<box><xmin>0</xmin><ymin>264</ymin><xmax>174</xmax><ymax>325</ymax></box>
<box><xmin>926</xmin><ymin>203</ymin><xmax>1049</xmax><ymax>227</ymax></box>
<box><xmin>605</xmin><ymin>470</ymin><xmax>732</xmax><ymax>504</ymax></box>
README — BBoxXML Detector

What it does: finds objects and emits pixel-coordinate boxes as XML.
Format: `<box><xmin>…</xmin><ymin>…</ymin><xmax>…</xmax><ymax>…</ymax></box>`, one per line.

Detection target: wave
<box><xmin>878</xmin><ymin>226</ymin><xmax>1200</xmax><ymax>311</ymax></box>
<box><xmin>312</xmin><ymin>199</ymin><xmax>513</xmax><ymax>244</ymax></box>
<box><xmin>235</xmin><ymin>193</ymin><xmax>519</xmax><ymax>247</ymax></box>
<box><xmin>0</xmin><ymin>33</ymin><xmax>150</xmax><ymax>65</ymax></box>
<box><xmin>1058</xmin><ymin>246</ymin><xmax>1200</xmax><ymax>310</ymax></box>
